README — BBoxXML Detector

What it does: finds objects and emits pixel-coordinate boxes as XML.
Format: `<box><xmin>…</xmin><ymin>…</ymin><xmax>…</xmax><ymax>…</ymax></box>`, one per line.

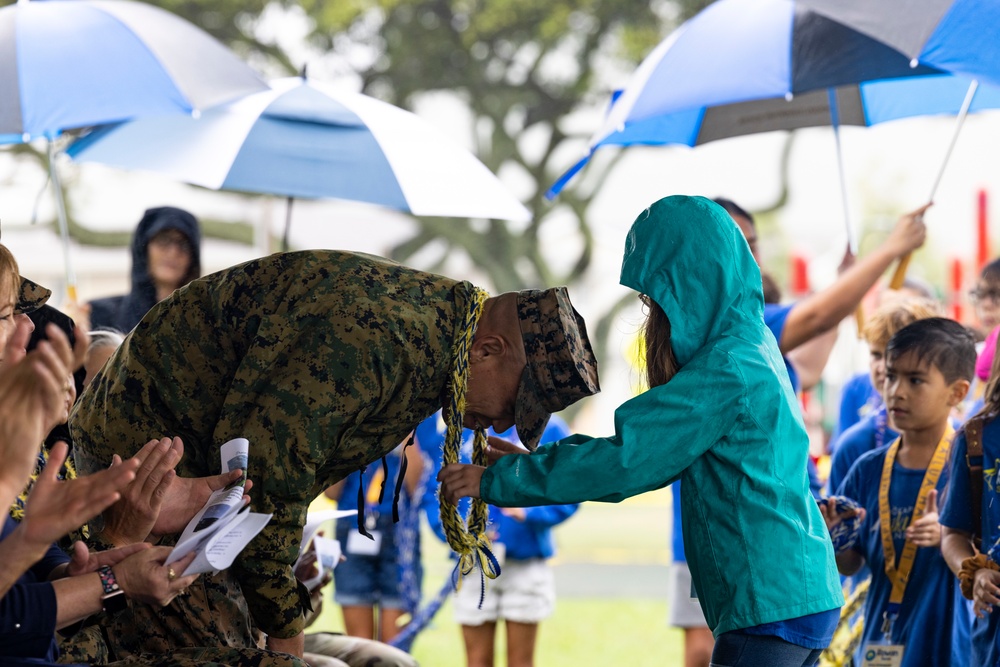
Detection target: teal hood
<box><xmin>620</xmin><ymin>195</ymin><xmax>763</xmax><ymax>367</ymax></box>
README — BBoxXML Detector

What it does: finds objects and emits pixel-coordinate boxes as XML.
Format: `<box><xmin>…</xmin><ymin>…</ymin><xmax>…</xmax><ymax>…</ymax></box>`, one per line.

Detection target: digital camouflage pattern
<box><xmin>16</xmin><ymin>275</ymin><xmax>51</xmax><ymax>314</ymax></box>
<box><xmin>59</xmin><ymin>621</ymin><xmax>308</xmax><ymax>667</ymax></box>
<box><xmin>513</xmin><ymin>287</ymin><xmax>599</xmax><ymax>450</ymax></box>
<box><xmin>69</xmin><ymin>250</ymin><xmax>476</xmax><ymax>643</ymax></box>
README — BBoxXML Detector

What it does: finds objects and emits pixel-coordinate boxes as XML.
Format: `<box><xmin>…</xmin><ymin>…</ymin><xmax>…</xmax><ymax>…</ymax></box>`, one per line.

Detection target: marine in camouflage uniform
<box><xmin>68</xmin><ymin>250</ymin><xmax>598</xmax><ymax>659</ymax></box>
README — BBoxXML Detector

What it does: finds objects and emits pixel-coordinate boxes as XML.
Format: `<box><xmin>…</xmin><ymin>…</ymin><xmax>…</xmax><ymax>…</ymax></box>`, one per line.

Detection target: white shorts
<box><xmin>667</xmin><ymin>561</ymin><xmax>708</xmax><ymax>628</ymax></box>
<box><xmin>453</xmin><ymin>558</ymin><xmax>555</xmax><ymax>626</ymax></box>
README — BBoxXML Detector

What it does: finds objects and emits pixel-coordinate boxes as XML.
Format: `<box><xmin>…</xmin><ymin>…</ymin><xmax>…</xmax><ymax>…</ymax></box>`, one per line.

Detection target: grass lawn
<box><xmin>309</xmin><ymin>488</ymin><xmax>685</xmax><ymax>665</ymax></box>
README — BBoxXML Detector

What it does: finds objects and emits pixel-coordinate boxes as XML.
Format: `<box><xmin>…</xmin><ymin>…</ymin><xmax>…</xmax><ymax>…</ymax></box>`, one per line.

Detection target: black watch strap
<box><xmin>98</xmin><ymin>566</ymin><xmax>128</xmax><ymax>614</ymax></box>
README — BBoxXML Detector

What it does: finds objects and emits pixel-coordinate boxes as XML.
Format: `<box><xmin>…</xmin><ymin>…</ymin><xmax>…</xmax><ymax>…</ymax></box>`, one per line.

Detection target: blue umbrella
<box><xmin>799</xmin><ymin>0</ymin><xmax>1000</xmax><ymax>90</ymax></box>
<box><xmin>0</xmin><ymin>0</ymin><xmax>267</xmax><ymax>298</ymax></box>
<box><xmin>547</xmin><ymin>0</ymin><xmax>980</xmax><ymax>199</ymax></box>
<box><xmin>68</xmin><ymin>77</ymin><xmax>531</xmax><ymax>247</ymax></box>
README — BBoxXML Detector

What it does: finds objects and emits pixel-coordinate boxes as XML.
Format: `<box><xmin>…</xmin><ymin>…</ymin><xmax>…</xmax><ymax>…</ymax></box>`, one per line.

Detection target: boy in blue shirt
<box><xmin>942</xmin><ymin>330</ymin><xmax>1000</xmax><ymax>666</ymax></box>
<box><xmin>826</xmin><ymin>297</ymin><xmax>940</xmax><ymax>494</ymax></box>
<box><xmin>822</xmin><ymin>317</ymin><xmax>976</xmax><ymax>666</ymax></box>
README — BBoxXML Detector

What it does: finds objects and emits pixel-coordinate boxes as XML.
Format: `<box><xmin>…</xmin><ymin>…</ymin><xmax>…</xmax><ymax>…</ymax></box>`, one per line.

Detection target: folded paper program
<box><xmin>165</xmin><ymin>438</ymin><xmax>272</xmax><ymax>576</ymax></box>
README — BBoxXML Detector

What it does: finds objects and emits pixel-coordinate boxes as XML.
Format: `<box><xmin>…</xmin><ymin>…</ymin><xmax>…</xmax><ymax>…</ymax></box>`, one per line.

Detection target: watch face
<box><xmin>102</xmin><ymin>591</ymin><xmax>128</xmax><ymax>615</ymax></box>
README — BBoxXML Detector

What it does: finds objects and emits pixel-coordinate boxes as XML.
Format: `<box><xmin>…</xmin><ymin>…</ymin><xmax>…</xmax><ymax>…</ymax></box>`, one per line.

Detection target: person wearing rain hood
<box><xmin>88</xmin><ymin>206</ymin><xmax>201</xmax><ymax>332</ymax></box>
<box><xmin>439</xmin><ymin>195</ymin><xmax>844</xmax><ymax>666</ymax></box>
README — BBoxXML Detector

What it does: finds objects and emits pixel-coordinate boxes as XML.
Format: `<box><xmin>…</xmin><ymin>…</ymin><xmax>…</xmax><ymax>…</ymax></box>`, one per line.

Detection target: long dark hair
<box><xmin>642</xmin><ymin>296</ymin><xmax>678</xmax><ymax>388</ymax></box>
<box><xmin>979</xmin><ymin>333</ymin><xmax>1000</xmax><ymax>422</ymax></box>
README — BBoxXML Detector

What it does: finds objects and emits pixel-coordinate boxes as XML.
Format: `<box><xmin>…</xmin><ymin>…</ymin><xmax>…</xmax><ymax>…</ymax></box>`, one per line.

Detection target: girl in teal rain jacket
<box><xmin>438</xmin><ymin>195</ymin><xmax>843</xmax><ymax>666</ymax></box>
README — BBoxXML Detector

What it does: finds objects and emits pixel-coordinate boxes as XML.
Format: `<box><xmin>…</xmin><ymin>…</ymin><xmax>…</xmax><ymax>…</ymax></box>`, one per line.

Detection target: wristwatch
<box><xmin>97</xmin><ymin>566</ymin><xmax>128</xmax><ymax>614</ymax></box>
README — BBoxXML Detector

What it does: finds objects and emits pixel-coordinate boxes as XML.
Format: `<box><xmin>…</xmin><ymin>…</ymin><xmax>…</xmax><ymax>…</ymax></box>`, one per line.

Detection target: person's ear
<box><xmin>470</xmin><ymin>334</ymin><xmax>506</xmax><ymax>362</ymax></box>
<box><xmin>947</xmin><ymin>378</ymin><xmax>971</xmax><ymax>407</ymax></box>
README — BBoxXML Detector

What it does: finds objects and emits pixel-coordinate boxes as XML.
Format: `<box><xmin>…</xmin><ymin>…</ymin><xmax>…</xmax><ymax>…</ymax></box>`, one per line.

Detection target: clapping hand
<box><xmin>0</xmin><ymin>322</ymin><xmax>89</xmax><ymax>505</ymax></box>
<box><xmin>101</xmin><ymin>437</ymin><xmax>183</xmax><ymax>547</ymax></box>
<box><xmin>18</xmin><ymin>441</ymin><xmax>139</xmax><ymax>552</ymax></box>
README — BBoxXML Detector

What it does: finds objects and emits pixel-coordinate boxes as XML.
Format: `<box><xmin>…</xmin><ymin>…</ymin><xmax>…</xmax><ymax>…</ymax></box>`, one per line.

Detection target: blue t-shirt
<box><xmin>763</xmin><ymin>302</ymin><xmax>800</xmax><ymax>393</ymax></box>
<box><xmin>839</xmin><ymin>445</ymin><xmax>966</xmax><ymax>666</ymax></box>
<box><xmin>827</xmin><ymin>406</ymin><xmax>897</xmax><ymax>496</ymax></box>
<box><xmin>741</xmin><ymin>608</ymin><xmax>840</xmax><ymax>649</ymax></box>
<box><xmin>941</xmin><ymin>420</ymin><xmax>1000</xmax><ymax>667</ymax></box>
<box><xmin>671</xmin><ymin>482</ymin><xmax>685</xmax><ymax>563</ymax></box>
<box><xmin>833</xmin><ymin>371</ymin><xmax>880</xmax><ymax>446</ymax></box>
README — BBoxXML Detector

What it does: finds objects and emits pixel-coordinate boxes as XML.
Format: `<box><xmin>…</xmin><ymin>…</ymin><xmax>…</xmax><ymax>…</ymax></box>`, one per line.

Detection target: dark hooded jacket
<box><xmin>481</xmin><ymin>195</ymin><xmax>842</xmax><ymax>636</ymax></box>
<box><xmin>89</xmin><ymin>207</ymin><xmax>201</xmax><ymax>332</ymax></box>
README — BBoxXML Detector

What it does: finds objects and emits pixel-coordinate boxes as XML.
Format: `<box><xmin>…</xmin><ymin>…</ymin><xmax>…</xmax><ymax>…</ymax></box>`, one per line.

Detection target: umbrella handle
<box><xmin>854</xmin><ymin>304</ymin><xmax>865</xmax><ymax>338</ymax></box>
<box><xmin>889</xmin><ymin>253</ymin><xmax>912</xmax><ymax>290</ymax></box>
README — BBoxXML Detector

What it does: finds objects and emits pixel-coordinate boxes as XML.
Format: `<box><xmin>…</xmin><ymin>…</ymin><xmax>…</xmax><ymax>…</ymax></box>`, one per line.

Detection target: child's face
<box><xmin>884</xmin><ymin>350</ymin><xmax>967</xmax><ymax>434</ymax></box>
<box><xmin>972</xmin><ymin>277</ymin><xmax>1000</xmax><ymax>332</ymax></box>
<box><xmin>869</xmin><ymin>345</ymin><xmax>887</xmax><ymax>397</ymax></box>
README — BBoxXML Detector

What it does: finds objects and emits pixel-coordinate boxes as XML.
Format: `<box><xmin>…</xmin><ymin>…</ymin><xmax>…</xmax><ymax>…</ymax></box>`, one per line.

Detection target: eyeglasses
<box><xmin>149</xmin><ymin>234</ymin><xmax>193</xmax><ymax>254</ymax></box>
<box><xmin>969</xmin><ymin>287</ymin><xmax>1000</xmax><ymax>304</ymax></box>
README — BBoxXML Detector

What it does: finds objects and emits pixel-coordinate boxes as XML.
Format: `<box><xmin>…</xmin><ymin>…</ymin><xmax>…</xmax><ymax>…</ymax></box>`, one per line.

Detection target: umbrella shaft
<box><xmin>929</xmin><ymin>80</ymin><xmax>979</xmax><ymax>202</ymax></box>
<box><xmin>48</xmin><ymin>142</ymin><xmax>76</xmax><ymax>292</ymax></box>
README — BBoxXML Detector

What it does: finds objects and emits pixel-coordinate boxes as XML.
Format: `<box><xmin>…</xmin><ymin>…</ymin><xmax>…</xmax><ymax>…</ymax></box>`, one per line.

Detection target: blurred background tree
<box><xmin>162</xmin><ymin>0</ymin><xmax>718</xmax><ymax>351</ymax></box>
<box><xmin>0</xmin><ymin>0</ymin><xmax>721</xmax><ymax>352</ymax></box>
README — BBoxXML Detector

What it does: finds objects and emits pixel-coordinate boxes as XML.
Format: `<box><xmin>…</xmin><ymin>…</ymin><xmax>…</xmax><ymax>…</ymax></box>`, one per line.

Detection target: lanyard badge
<box><xmin>861</xmin><ymin>643</ymin><xmax>904</xmax><ymax>667</ymax></box>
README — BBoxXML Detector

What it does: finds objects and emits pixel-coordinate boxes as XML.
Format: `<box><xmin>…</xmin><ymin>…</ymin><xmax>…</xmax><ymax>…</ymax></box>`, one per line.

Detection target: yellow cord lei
<box><xmin>439</xmin><ymin>286</ymin><xmax>501</xmax><ymax>592</ymax></box>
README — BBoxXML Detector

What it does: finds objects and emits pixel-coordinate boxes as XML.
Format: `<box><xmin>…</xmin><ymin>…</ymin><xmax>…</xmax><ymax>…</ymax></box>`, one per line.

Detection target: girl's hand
<box><xmin>437</xmin><ymin>463</ymin><xmax>485</xmax><ymax>504</ymax></box>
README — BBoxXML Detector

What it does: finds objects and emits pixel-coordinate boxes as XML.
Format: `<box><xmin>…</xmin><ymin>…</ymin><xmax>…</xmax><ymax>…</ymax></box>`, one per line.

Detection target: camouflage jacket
<box><xmin>70</xmin><ymin>250</ymin><xmax>474</xmax><ymax>639</ymax></box>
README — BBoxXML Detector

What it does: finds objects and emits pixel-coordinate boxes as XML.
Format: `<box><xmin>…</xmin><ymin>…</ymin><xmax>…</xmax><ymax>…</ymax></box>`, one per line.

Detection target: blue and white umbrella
<box><xmin>547</xmin><ymin>0</ymin><xmax>972</xmax><ymax>197</ymax></box>
<box><xmin>0</xmin><ymin>0</ymin><xmax>266</xmax><ymax>143</ymax></box>
<box><xmin>590</xmin><ymin>0</ymin><xmax>942</xmax><ymax>147</ymax></box>
<box><xmin>69</xmin><ymin>77</ymin><xmax>531</xmax><ymax>231</ymax></box>
<box><xmin>800</xmin><ymin>0</ymin><xmax>1000</xmax><ymax>91</ymax></box>
<box><xmin>0</xmin><ymin>0</ymin><xmax>267</xmax><ymax>297</ymax></box>
<box><xmin>549</xmin><ymin>72</ymin><xmax>1000</xmax><ymax>199</ymax></box>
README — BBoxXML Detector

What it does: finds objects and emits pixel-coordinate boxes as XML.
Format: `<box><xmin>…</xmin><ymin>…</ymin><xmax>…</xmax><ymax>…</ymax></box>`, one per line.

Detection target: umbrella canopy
<box><xmin>0</xmin><ymin>0</ymin><xmax>267</xmax><ymax>143</ymax></box>
<box><xmin>800</xmin><ymin>0</ymin><xmax>1000</xmax><ymax>90</ymax></box>
<box><xmin>547</xmin><ymin>0</ymin><xmax>985</xmax><ymax>197</ymax></box>
<box><xmin>584</xmin><ymin>73</ymin><xmax>1000</xmax><ymax>153</ymax></box>
<box><xmin>593</xmin><ymin>0</ymin><xmax>941</xmax><ymax>144</ymax></box>
<box><xmin>68</xmin><ymin>77</ymin><xmax>532</xmax><ymax>223</ymax></box>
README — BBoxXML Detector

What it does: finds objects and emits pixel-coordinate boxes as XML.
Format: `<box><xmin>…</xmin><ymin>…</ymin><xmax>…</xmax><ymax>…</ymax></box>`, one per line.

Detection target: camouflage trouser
<box><xmin>302</xmin><ymin>633</ymin><xmax>418</xmax><ymax>667</ymax></box>
<box><xmin>59</xmin><ymin>638</ymin><xmax>306</xmax><ymax>667</ymax></box>
<box><xmin>106</xmin><ymin>648</ymin><xmax>308</xmax><ymax>667</ymax></box>
<box><xmin>58</xmin><ymin>571</ymin><xmax>292</xmax><ymax>666</ymax></box>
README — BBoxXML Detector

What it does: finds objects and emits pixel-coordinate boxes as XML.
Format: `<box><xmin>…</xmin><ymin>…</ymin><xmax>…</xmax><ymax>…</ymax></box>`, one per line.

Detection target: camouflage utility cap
<box><xmin>515</xmin><ymin>287</ymin><xmax>600</xmax><ymax>450</ymax></box>
<box><xmin>16</xmin><ymin>276</ymin><xmax>50</xmax><ymax>315</ymax></box>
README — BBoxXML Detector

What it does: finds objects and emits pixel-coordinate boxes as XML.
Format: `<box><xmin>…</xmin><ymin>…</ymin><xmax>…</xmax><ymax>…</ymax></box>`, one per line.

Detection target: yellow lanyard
<box><xmin>878</xmin><ymin>428</ymin><xmax>952</xmax><ymax>608</ymax></box>
<box><xmin>365</xmin><ymin>464</ymin><xmax>385</xmax><ymax>507</ymax></box>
